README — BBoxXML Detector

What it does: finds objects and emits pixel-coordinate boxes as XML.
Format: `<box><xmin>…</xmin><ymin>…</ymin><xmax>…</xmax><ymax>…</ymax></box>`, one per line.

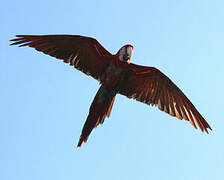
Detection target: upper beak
<box><xmin>123</xmin><ymin>53</ymin><xmax>130</xmax><ymax>61</ymax></box>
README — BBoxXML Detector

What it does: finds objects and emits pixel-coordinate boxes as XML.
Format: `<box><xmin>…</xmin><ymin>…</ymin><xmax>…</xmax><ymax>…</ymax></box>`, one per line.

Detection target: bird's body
<box><xmin>10</xmin><ymin>34</ymin><xmax>212</xmax><ymax>147</ymax></box>
<box><xmin>78</xmin><ymin>51</ymin><xmax>132</xmax><ymax>146</ymax></box>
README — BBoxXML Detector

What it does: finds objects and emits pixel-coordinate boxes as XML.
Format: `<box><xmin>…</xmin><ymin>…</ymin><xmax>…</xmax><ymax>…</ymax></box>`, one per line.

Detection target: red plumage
<box><xmin>77</xmin><ymin>85</ymin><xmax>116</xmax><ymax>147</ymax></box>
<box><xmin>10</xmin><ymin>34</ymin><xmax>212</xmax><ymax>147</ymax></box>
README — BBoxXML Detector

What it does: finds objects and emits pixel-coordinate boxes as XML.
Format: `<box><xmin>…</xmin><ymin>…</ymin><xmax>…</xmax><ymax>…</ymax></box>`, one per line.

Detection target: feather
<box><xmin>119</xmin><ymin>64</ymin><xmax>211</xmax><ymax>133</ymax></box>
<box><xmin>10</xmin><ymin>34</ymin><xmax>112</xmax><ymax>82</ymax></box>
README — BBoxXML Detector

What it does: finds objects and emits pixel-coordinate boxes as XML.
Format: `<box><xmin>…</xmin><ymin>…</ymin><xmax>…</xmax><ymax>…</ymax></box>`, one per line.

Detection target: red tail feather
<box><xmin>77</xmin><ymin>86</ymin><xmax>116</xmax><ymax>147</ymax></box>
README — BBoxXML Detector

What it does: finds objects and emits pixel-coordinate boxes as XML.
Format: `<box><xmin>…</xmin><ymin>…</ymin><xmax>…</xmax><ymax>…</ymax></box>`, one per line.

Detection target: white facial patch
<box><xmin>119</xmin><ymin>47</ymin><xmax>126</xmax><ymax>61</ymax></box>
<box><xmin>118</xmin><ymin>46</ymin><xmax>133</xmax><ymax>62</ymax></box>
<box><xmin>126</xmin><ymin>46</ymin><xmax>133</xmax><ymax>57</ymax></box>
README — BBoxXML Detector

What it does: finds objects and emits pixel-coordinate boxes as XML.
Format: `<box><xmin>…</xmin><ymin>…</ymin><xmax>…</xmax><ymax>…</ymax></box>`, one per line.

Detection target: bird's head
<box><xmin>117</xmin><ymin>44</ymin><xmax>134</xmax><ymax>64</ymax></box>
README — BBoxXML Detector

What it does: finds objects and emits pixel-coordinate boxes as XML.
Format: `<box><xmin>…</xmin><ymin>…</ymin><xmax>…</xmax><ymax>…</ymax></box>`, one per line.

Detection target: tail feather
<box><xmin>106</xmin><ymin>97</ymin><xmax>115</xmax><ymax>117</ymax></box>
<box><xmin>77</xmin><ymin>86</ymin><xmax>116</xmax><ymax>147</ymax></box>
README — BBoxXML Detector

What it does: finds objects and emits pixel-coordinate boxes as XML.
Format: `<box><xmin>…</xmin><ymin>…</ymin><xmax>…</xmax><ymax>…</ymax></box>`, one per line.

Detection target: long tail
<box><xmin>77</xmin><ymin>85</ymin><xmax>116</xmax><ymax>147</ymax></box>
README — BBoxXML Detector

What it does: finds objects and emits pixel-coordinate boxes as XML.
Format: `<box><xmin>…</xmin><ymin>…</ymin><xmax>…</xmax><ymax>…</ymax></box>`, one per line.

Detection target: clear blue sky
<box><xmin>1</xmin><ymin>0</ymin><xmax>224</xmax><ymax>180</ymax></box>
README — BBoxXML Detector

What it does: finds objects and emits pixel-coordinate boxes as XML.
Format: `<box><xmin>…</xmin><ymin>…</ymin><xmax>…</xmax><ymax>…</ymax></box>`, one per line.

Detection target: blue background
<box><xmin>1</xmin><ymin>0</ymin><xmax>223</xmax><ymax>179</ymax></box>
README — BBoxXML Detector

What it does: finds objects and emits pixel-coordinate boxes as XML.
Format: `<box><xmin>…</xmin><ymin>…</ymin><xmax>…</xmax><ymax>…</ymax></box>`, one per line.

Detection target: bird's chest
<box><xmin>103</xmin><ymin>63</ymin><xmax>124</xmax><ymax>88</ymax></box>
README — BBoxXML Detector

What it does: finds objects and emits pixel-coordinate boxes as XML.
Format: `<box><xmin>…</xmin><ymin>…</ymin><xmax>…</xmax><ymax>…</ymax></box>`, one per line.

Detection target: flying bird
<box><xmin>10</xmin><ymin>35</ymin><xmax>212</xmax><ymax>147</ymax></box>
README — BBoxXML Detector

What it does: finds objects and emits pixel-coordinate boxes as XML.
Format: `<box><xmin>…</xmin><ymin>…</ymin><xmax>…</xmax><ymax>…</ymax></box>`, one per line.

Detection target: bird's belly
<box><xmin>103</xmin><ymin>63</ymin><xmax>124</xmax><ymax>89</ymax></box>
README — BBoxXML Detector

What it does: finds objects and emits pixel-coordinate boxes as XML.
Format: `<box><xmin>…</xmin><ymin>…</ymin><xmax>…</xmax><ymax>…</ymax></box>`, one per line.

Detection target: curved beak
<box><xmin>123</xmin><ymin>53</ymin><xmax>130</xmax><ymax>61</ymax></box>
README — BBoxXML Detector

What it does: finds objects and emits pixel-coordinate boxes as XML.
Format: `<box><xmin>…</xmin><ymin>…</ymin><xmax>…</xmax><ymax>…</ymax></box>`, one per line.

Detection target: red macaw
<box><xmin>10</xmin><ymin>35</ymin><xmax>212</xmax><ymax>147</ymax></box>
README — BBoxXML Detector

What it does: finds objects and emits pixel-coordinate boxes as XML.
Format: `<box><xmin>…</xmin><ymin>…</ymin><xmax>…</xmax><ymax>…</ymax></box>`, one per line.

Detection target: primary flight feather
<box><xmin>10</xmin><ymin>34</ymin><xmax>212</xmax><ymax>147</ymax></box>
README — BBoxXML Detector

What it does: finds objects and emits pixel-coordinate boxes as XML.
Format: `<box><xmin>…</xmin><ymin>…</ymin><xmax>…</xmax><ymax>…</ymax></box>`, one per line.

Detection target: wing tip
<box><xmin>10</xmin><ymin>35</ymin><xmax>41</xmax><ymax>46</ymax></box>
<box><xmin>204</xmin><ymin>124</ymin><xmax>212</xmax><ymax>134</ymax></box>
<box><xmin>10</xmin><ymin>35</ymin><xmax>26</xmax><ymax>46</ymax></box>
<box><xmin>197</xmin><ymin>121</ymin><xmax>212</xmax><ymax>134</ymax></box>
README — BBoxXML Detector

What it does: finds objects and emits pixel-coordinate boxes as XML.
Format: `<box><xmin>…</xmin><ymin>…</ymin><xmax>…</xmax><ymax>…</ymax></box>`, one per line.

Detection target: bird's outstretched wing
<box><xmin>10</xmin><ymin>35</ymin><xmax>112</xmax><ymax>82</ymax></box>
<box><xmin>119</xmin><ymin>63</ymin><xmax>212</xmax><ymax>133</ymax></box>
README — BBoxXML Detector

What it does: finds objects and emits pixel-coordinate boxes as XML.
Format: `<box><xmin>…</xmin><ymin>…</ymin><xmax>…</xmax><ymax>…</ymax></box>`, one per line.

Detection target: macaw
<box><xmin>10</xmin><ymin>35</ymin><xmax>212</xmax><ymax>147</ymax></box>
